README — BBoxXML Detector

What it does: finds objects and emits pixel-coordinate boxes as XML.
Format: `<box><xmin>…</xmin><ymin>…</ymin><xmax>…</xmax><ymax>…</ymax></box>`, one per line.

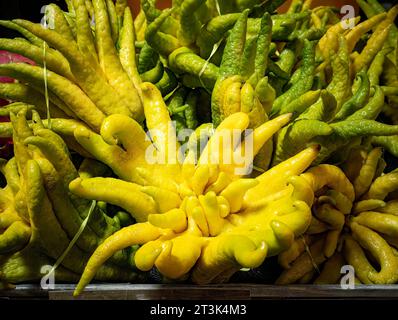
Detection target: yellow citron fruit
<box><xmin>72</xmin><ymin>83</ymin><xmax>319</xmax><ymax>296</ymax></box>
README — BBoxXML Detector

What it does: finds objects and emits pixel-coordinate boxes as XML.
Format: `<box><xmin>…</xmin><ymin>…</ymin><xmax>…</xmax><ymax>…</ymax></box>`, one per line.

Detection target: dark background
<box><xmin>0</xmin><ymin>0</ymin><xmax>66</xmax><ymax>21</ymax></box>
<box><xmin>0</xmin><ymin>0</ymin><xmax>67</xmax><ymax>37</ymax></box>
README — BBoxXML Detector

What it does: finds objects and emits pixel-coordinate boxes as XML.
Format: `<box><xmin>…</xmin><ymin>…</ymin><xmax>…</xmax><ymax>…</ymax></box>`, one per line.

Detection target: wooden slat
<box><xmin>51</xmin><ymin>284</ymin><xmax>251</xmax><ymax>300</ymax></box>
<box><xmin>3</xmin><ymin>284</ymin><xmax>398</xmax><ymax>300</ymax></box>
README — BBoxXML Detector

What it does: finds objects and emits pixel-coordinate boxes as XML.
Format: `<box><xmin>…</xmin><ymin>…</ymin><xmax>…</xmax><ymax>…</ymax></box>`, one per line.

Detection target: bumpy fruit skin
<box><xmin>0</xmin><ymin>157</ymin><xmax>30</xmax><ymax>256</ymax></box>
<box><xmin>72</xmin><ymin>83</ymin><xmax>319</xmax><ymax>295</ymax></box>
<box><xmin>0</xmin><ymin>50</ymin><xmax>35</xmax><ymax>157</ymax></box>
<box><xmin>276</xmin><ymin>147</ymin><xmax>398</xmax><ymax>285</ymax></box>
<box><xmin>208</xmin><ymin>11</ymin><xmax>275</xmax><ymax>170</ymax></box>
<box><xmin>0</xmin><ymin>109</ymin><xmax>141</xmax><ymax>285</ymax></box>
<box><xmin>0</xmin><ymin>0</ymin><xmax>145</xmax><ymax>132</ymax></box>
